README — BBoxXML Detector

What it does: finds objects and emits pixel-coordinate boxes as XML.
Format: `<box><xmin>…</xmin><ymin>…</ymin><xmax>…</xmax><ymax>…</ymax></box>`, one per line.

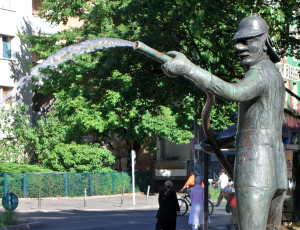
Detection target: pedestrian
<box><xmin>155</xmin><ymin>180</ymin><xmax>180</xmax><ymax>230</ymax></box>
<box><xmin>213</xmin><ymin>169</ymin><xmax>229</xmax><ymax>207</ymax></box>
<box><xmin>179</xmin><ymin>171</ymin><xmax>195</xmax><ymax>198</ymax></box>
<box><xmin>225</xmin><ymin>183</ymin><xmax>239</xmax><ymax>230</ymax></box>
<box><xmin>188</xmin><ymin>176</ymin><xmax>210</xmax><ymax>230</ymax></box>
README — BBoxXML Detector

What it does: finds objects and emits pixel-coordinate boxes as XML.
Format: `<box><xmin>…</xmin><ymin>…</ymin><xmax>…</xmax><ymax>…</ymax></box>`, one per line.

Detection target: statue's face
<box><xmin>234</xmin><ymin>35</ymin><xmax>267</xmax><ymax>66</ymax></box>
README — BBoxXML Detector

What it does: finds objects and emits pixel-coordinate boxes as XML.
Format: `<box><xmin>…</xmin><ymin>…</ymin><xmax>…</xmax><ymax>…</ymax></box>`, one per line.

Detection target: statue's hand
<box><xmin>200</xmin><ymin>124</ymin><xmax>237</xmax><ymax>154</ymax></box>
<box><xmin>161</xmin><ymin>51</ymin><xmax>191</xmax><ymax>78</ymax></box>
<box><xmin>200</xmin><ymin>139</ymin><xmax>215</xmax><ymax>154</ymax></box>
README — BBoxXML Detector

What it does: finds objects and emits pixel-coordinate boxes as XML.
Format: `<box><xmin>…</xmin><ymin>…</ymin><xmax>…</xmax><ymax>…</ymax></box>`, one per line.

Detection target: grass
<box><xmin>0</xmin><ymin>210</ymin><xmax>19</xmax><ymax>227</ymax></box>
<box><xmin>0</xmin><ymin>210</ymin><xmax>31</xmax><ymax>227</ymax></box>
<box><xmin>209</xmin><ymin>186</ymin><xmax>220</xmax><ymax>199</ymax></box>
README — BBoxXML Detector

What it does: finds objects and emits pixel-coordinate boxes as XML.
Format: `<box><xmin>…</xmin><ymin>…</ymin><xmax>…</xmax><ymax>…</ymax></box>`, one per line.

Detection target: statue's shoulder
<box><xmin>248</xmin><ymin>60</ymin><xmax>281</xmax><ymax>77</ymax></box>
<box><xmin>245</xmin><ymin>64</ymin><xmax>263</xmax><ymax>78</ymax></box>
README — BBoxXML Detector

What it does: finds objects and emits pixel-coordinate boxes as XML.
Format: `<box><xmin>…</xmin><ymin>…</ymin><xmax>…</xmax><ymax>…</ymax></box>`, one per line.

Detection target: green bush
<box><xmin>7</xmin><ymin>174</ymin><xmax>23</xmax><ymax>198</ymax></box>
<box><xmin>0</xmin><ymin>163</ymin><xmax>54</xmax><ymax>173</ymax></box>
<box><xmin>0</xmin><ymin>171</ymin><xmax>152</xmax><ymax>198</ymax></box>
<box><xmin>112</xmin><ymin>172</ymin><xmax>132</xmax><ymax>194</ymax></box>
<box><xmin>26</xmin><ymin>174</ymin><xmax>46</xmax><ymax>198</ymax></box>
<box><xmin>45</xmin><ymin>142</ymin><xmax>115</xmax><ymax>172</ymax></box>
<box><xmin>0</xmin><ymin>211</ymin><xmax>18</xmax><ymax>227</ymax></box>
<box><xmin>133</xmin><ymin>171</ymin><xmax>153</xmax><ymax>193</ymax></box>
<box><xmin>209</xmin><ymin>186</ymin><xmax>221</xmax><ymax>199</ymax></box>
<box><xmin>67</xmin><ymin>173</ymin><xmax>89</xmax><ymax>197</ymax></box>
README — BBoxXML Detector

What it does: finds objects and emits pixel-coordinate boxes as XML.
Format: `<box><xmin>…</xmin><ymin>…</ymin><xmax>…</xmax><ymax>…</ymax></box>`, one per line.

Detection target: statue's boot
<box><xmin>200</xmin><ymin>124</ymin><xmax>237</xmax><ymax>154</ymax></box>
<box><xmin>236</xmin><ymin>186</ymin><xmax>276</xmax><ymax>230</ymax></box>
<box><xmin>267</xmin><ymin>189</ymin><xmax>287</xmax><ymax>230</ymax></box>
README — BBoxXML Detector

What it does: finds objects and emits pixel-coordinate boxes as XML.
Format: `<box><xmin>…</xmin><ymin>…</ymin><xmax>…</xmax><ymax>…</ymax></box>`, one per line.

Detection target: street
<box><xmin>16</xmin><ymin>202</ymin><xmax>231</xmax><ymax>230</ymax></box>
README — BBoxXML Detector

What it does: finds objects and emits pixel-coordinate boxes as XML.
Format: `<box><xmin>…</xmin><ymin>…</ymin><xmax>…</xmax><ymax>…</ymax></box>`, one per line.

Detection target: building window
<box><xmin>2</xmin><ymin>36</ymin><xmax>11</xmax><ymax>59</ymax></box>
<box><xmin>0</xmin><ymin>87</ymin><xmax>13</xmax><ymax>104</ymax></box>
<box><xmin>32</xmin><ymin>51</ymin><xmax>41</xmax><ymax>63</ymax></box>
<box><xmin>32</xmin><ymin>0</ymin><xmax>43</xmax><ymax>11</ymax></box>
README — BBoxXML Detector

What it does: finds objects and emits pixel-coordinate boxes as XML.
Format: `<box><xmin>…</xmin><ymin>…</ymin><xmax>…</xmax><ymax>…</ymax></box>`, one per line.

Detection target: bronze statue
<box><xmin>161</xmin><ymin>14</ymin><xmax>288</xmax><ymax>230</ymax></box>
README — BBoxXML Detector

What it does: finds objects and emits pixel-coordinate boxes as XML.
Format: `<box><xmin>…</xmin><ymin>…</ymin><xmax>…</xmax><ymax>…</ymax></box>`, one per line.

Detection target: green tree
<box><xmin>47</xmin><ymin>142</ymin><xmax>115</xmax><ymax>172</ymax></box>
<box><xmin>0</xmin><ymin>105</ymin><xmax>115</xmax><ymax>172</ymax></box>
<box><xmin>23</xmin><ymin>0</ymin><xmax>299</xmax><ymax>161</ymax></box>
<box><xmin>21</xmin><ymin>0</ymin><xmax>203</xmax><ymax>160</ymax></box>
<box><xmin>0</xmin><ymin>105</ymin><xmax>36</xmax><ymax>163</ymax></box>
<box><xmin>175</xmin><ymin>0</ymin><xmax>299</xmax><ymax>64</ymax></box>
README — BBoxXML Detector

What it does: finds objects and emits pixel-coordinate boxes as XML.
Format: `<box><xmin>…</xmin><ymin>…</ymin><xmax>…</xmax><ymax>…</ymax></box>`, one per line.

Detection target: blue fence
<box><xmin>0</xmin><ymin>171</ymin><xmax>153</xmax><ymax>198</ymax></box>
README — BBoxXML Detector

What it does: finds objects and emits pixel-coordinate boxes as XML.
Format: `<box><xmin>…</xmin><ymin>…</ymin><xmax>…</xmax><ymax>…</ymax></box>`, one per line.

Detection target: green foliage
<box><xmin>18</xmin><ymin>0</ymin><xmax>299</xmax><ymax>165</ymax></box>
<box><xmin>7</xmin><ymin>174</ymin><xmax>23</xmax><ymax>198</ymax></box>
<box><xmin>0</xmin><ymin>105</ymin><xmax>66</xmax><ymax>164</ymax></box>
<box><xmin>0</xmin><ymin>171</ymin><xmax>151</xmax><ymax>198</ymax></box>
<box><xmin>0</xmin><ymin>105</ymin><xmax>36</xmax><ymax>163</ymax></box>
<box><xmin>176</xmin><ymin>0</ymin><xmax>300</xmax><ymax>63</ymax></box>
<box><xmin>46</xmin><ymin>142</ymin><xmax>115</xmax><ymax>172</ymax></box>
<box><xmin>19</xmin><ymin>0</ymin><xmax>240</xmax><ymax>163</ymax></box>
<box><xmin>0</xmin><ymin>163</ymin><xmax>54</xmax><ymax>173</ymax></box>
<box><xmin>134</xmin><ymin>171</ymin><xmax>153</xmax><ymax>193</ymax></box>
<box><xmin>0</xmin><ymin>211</ymin><xmax>19</xmax><ymax>227</ymax></box>
<box><xmin>209</xmin><ymin>186</ymin><xmax>221</xmax><ymax>200</ymax></box>
<box><xmin>0</xmin><ymin>105</ymin><xmax>115</xmax><ymax>172</ymax></box>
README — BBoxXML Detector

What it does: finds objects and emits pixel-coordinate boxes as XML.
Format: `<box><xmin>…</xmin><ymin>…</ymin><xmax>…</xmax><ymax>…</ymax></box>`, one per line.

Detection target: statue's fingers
<box><xmin>166</xmin><ymin>51</ymin><xmax>183</xmax><ymax>58</ymax></box>
<box><xmin>161</xmin><ymin>64</ymin><xmax>178</xmax><ymax>78</ymax></box>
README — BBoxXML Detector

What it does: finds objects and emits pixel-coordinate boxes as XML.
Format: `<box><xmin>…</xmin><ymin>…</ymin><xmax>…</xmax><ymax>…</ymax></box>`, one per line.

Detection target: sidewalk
<box><xmin>14</xmin><ymin>193</ymin><xmax>160</xmax><ymax>212</ymax></box>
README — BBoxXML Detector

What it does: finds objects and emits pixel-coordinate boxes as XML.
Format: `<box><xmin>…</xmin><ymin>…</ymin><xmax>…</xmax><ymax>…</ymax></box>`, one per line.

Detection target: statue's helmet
<box><xmin>233</xmin><ymin>13</ymin><xmax>280</xmax><ymax>63</ymax></box>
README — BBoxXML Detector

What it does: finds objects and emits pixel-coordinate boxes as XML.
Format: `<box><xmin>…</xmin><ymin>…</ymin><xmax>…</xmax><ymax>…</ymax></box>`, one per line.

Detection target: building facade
<box><xmin>0</xmin><ymin>0</ymin><xmax>61</xmax><ymax>139</ymax></box>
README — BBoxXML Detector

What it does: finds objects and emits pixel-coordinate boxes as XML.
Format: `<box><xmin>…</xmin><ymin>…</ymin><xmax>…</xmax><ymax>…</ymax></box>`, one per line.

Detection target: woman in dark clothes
<box><xmin>155</xmin><ymin>180</ymin><xmax>180</xmax><ymax>230</ymax></box>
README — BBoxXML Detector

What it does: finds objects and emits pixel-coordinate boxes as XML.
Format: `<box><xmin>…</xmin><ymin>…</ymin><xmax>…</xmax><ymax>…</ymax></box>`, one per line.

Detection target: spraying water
<box><xmin>31</xmin><ymin>38</ymin><xmax>135</xmax><ymax>78</ymax></box>
<box><xmin>0</xmin><ymin>38</ymin><xmax>135</xmax><ymax>110</ymax></box>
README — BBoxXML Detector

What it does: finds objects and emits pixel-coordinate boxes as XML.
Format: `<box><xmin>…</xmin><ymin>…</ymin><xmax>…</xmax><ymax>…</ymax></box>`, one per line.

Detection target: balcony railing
<box><xmin>277</xmin><ymin>63</ymin><xmax>300</xmax><ymax>81</ymax></box>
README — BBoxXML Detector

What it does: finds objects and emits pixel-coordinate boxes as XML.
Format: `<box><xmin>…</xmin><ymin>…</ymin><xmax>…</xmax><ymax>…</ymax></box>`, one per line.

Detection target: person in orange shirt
<box><xmin>179</xmin><ymin>171</ymin><xmax>195</xmax><ymax>195</ymax></box>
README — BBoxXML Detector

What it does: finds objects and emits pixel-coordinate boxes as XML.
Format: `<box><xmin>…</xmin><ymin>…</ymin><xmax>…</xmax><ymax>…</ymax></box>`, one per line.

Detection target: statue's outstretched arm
<box><xmin>162</xmin><ymin>51</ymin><xmax>265</xmax><ymax>102</ymax></box>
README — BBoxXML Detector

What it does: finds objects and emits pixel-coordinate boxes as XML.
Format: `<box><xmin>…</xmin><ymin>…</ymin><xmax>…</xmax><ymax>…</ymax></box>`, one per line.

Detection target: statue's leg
<box><xmin>266</xmin><ymin>189</ymin><xmax>287</xmax><ymax>230</ymax></box>
<box><xmin>236</xmin><ymin>186</ymin><xmax>276</xmax><ymax>230</ymax></box>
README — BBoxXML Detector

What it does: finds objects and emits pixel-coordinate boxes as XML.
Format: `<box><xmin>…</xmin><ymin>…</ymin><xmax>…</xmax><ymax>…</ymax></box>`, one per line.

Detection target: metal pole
<box><xmin>23</xmin><ymin>173</ymin><xmax>27</xmax><ymax>198</ymax></box>
<box><xmin>121</xmin><ymin>187</ymin><xmax>124</xmax><ymax>207</ymax></box>
<box><xmin>38</xmin><ymin>189</ymin><xmax>41</xmax><ymax>210</ymax></box>
<box><xmin>194</xmin><ymin>94</ymin><xmax>198</xmax><ymax>173</ymax></box>
<box><xmin>111</xmin><ymin>172</ymin><xmax>114</xmax><ymax>195</ymax></box>
<box><xmin>4</xmin><ymin>173</ymin><xmax>7</xmax><ymax>194</ymax></box>
<box><xmin>193</xmin><ymin>48</ymin><xmax>199</xmax><ymax>171</ymax></box>
<box><xmin>84</xmin><ymin>188</ymin><xmax>87</xmax><ymax>209</ymax></box>
<box><xmin>89</xmin><ymin>173</ymin><xmax>92</xmax><ymax>196</ymax></box>
<box><xmin>204</xmin><ymin>152</ymin><xmax>209</xmax><ymax>230</ymax></box>
<box><xmin>65</xmin><ymin>173</ymin><xmax>68</xmax><ymax>197</ymax></box>
<box><xmin>146</xmin><ymin>185</ymin><xmax>150</xmax><ymax>204</ymax></box>
<box><xmin>8</xmin><ymin>192</ymin><xmax>11</xmax><ymax>210</ymax></box>
<box><xmin>132</xmin><ymin>150</ymin><xmax>135</xmax><ymax>206</ymax></box>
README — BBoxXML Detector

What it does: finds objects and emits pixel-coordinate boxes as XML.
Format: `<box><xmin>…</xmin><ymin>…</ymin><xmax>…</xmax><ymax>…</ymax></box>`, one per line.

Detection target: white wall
<box><xmin>0</xmin><ymin>0</ymin><xmax>61</xmax><ymax>138</ymax></box>
<box><xmin>0</xmin><ymin>0</ymin><xmax>61</xmax><ymax>102</ymax></box>
<box><xmin>158</xmin><ymin>139</ymin><xmax>191</xmax><ymax>160</ymax></box>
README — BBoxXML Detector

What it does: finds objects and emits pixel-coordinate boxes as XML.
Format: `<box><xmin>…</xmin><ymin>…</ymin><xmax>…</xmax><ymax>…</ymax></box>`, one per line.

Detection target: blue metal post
<box><xmin>112</xmin><ymin>172</ymin><xmax>114</xmax><ymax>195</ymax></box>
<box><xmin>23</xmin><ymin>173</ymin><xmax>27</xmax><ymax>198</ymax></box>
<box><xmin>65</xmin><ymin>173</ymin><xmax>68</xmax><ymax>197</ymax></box>
<box><xmin>89</xmin><ymin>173</ymin><xmax>92</xmax><ymax>196</ymax></box>
<box><xmin>4</xmin><ymin>173</ymin><xmax>7</xmax><ymax>194</ymax></box>
<box><xmin>101</xmin><ymin>173</ymin><xmax>103</xmax><ymax>195</ymax></box>
<box><xmin>44</xmin><ymin>174</ymin><xmax>47</xmax><ymax>197</ymax></box>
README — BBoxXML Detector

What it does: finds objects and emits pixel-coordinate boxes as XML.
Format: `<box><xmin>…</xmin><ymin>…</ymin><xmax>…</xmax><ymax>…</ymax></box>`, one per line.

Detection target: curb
<box><xmin>0</xmin><ymin>222</ymin><xmax>44</xmax><ymax>230</ymax></box>
<box><xmin>16</xmin><ymin>205</ymin><xmax>160</xmax><ymax>213</ymax></box>
<box><xmin>18</xmin><ymin>193</ymin><xmax>150</xmax><ymax>201</ymax></box>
